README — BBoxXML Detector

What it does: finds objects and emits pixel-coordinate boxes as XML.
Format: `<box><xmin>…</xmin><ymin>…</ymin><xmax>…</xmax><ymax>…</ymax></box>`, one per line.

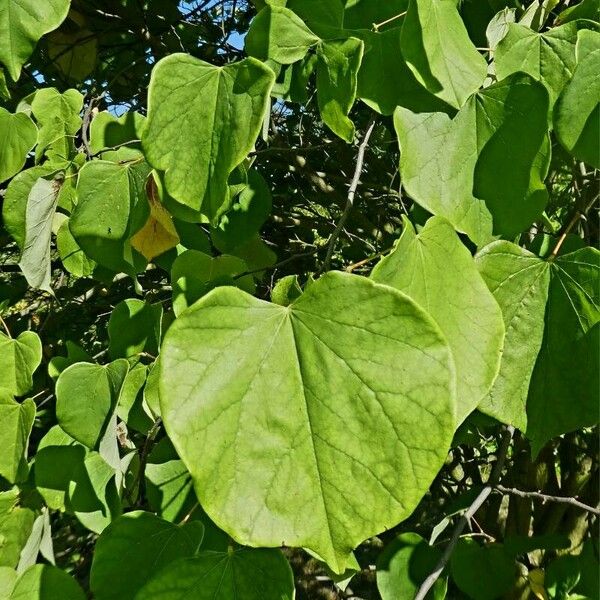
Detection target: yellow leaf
<box><xmin>131</xmin><ymin>176</ymin><xmax>180</xmax><ymax>261</ymax></box>
<box><xmin>529</xmin><ymin>568</ymin><xmax>548</xmax><ymax>600</ymax></box>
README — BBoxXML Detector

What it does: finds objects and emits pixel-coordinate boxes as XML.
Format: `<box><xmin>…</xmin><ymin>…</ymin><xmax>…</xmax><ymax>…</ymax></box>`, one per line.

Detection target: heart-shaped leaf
<box><xmin>159</xmin><ymin>271</ymin><xmax>455</xmax><ymax>572</ymax></box>
<box><xmin>0</xmin><ymin>331</ymin><xmax>42</xmax><ymax>397</ymax></box>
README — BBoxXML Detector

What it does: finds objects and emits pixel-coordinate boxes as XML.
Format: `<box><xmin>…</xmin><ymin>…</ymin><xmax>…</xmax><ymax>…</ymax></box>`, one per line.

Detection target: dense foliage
<box><xmin>0</xmin><ymin>1</ymin><xmax>598</xmax><ymax>598</ymax></box>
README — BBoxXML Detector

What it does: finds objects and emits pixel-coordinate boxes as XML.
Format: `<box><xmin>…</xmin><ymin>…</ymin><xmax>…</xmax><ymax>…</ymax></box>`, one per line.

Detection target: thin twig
<box><xmin>373</xmin><ymin>11</ymin><xmax>407</xmax><ymax>31</ymax></box>
<box><xmin>494</xmin><ymin>485</ymin><xmax>600</xmax><ymax>516</ymax></box>
<box><xmin>345</xmin><ymin>246</ymin><xmax>393</xmax><ymax>273</ymax></box>
<box><xmin>0</xmin><ymin>315</ymin><xmax>11</xmax><ymax>337</ymax></box>
<box><xmin>89</xmin><ymin>139</ymin><xmax>141</xmax><ymax>158</ymax></box>
<box><xmin>549</xmin><ymin>195</ymin><xmax>598</xmax><ymax>260</ymax></box>
<box><xmin>134</xmin><ymin>418</ymin><xmax>162</xmax><ymax>507</ymax></box>
<box><xmin>320</xmin><ymin>117</ymin><xmax>376</xmax><ymax>273</ymax></box>
<box><xmin>414</xmin><ymin>426</ymin><xmax>515</xmax><ymax>600</ymax></box>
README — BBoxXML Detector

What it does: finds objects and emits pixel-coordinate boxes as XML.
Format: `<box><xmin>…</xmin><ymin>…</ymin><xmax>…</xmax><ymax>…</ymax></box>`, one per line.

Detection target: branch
<box><xmin>549</xmin><ymin>194</ymin><xmax>598</xmax><ymax>260</ymax></box>
<box><xmin>320</xmin><ymin>117</ymin><xmax>376</xmax><ymax>273</ymax></box>
<box><xmin>414</xmin><ymin>426</ymin><xmax>515</xmax><ymax>600</ymax></box>
<box><xmin>494</xmin><ymin>485</ymin><xmax>600</xmax><ymax>516</ymax></box>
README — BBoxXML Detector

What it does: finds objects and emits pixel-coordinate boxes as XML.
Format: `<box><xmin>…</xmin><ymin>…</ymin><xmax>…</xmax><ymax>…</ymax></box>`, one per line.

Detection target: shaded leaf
<box><xmin>108</xmin><ymin>299</ymin><xmax>162</xmax><ymax>359</ymax></box>
<box><xmin>8</xmin><ymin>564</ymin><xmax>84</xmax><ymax>600</ymax></box>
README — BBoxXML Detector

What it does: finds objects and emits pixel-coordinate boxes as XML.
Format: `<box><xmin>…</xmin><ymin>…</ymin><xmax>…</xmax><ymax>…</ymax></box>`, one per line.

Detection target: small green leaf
<box><xmin>30</xmin><ymin>88</ymin><xmax>83</xmax><ymax>162</ymax></box>
<box><xmin>400</xmin><ymin>0</ymin><xmax>487</xmax><ymax>108</ymax></box>
<box><xmin>142</xmin><ymin>54</ymin><xmax>275</xmax><ymax>220</ymax></box>
<box><xmin>55</xmin><ymin>360</ymin><xmax>130</xmax><ymax>449</ymax></box>
<box><xmin>0</xmin><ymin>331</ymin><xmax>42</xmax><ymax>397</ymax></box>
<box><xmin>171</xmin><ymin>250</ymin><xmax>254</xmax><ymax>316</ymax></box>
<box><xmin>554</xmin><ymin>29</ymin><xmax>600</xmax><ymax>168</ymax></box>
<box><xmin>70</xmin><ymin>159</ymin><xmax>151</xmax><ymax>274</ymax></box>
<box><xmin>159</xmin><ymin>272</ymin><xmax>455</xmax><ymax>572</ymax></box>
<box><xmin>271</xmin><ymin>275</ymin><xmax>302</xmax><ymax>306</ymax></box>
<box><xmin>108</xmin><ymin>299</ymin><xmax>162</xmax><ymax>359</ymax></box>
<box><xmin>316</xmin><ymin>37</ymin><xmax>363</xmax><ymax>142</ymax></box>
<box><xmin>0</xmin><ymin>0</ymin><xmax>71</xmax><ymax>81</ymax></box>
<box><xmin>56</xmin><ymin>219</ymin><xmax>97</xmax><ymax>278</ymax></box>
<box><xmin>377</xmin><ymin>532</ymin><xmax>446</xmax><ymax>600</ymax></box>
<box><xmin>0</xmin><ymin>108</ymin><xmax>37</xmax><ymax>183</ymax></box>
<box><xmin>495</xmin><ymin>22</ymin><xmax>592</xmax><ymax>112</ymax></box>
<box><xmin>134</xmin><ymin>548</ymin><xmax>294</xmax><ymax>600</ymax></box>
<box><xmin>372</xmin><ymin>216</ymin><xmax>504</xmax><ymax>425</ymax></box>
<box><xmin>0</xmin><ymin>566</ymin><xmax>17</xmax><ymax>598</ymax></box>
<box><xmin>89</xmin><ymin>111</ymin><xmax>146</xmax><ymax>156</ymax></box>
<box><xmin>450</xmin><ymin>540</ymin><xmax>516</xmax><ymax>600</ymax></box>
<box><xmin>0</xmin><ymin>391</ymin><xmax>35</xmax><ymax>484</ymax></box>
<box><xmin>8</xmin><ymin>564</ymin><xmax>85</xmax><ymax>600</ymax></box>
<box><xmin>90</xmin><ymin>511</ymin><xmax>204</xmax><ymax>600</ymax></box>
<box><xmin>246</xmin><ymin>5</ymin><xmax>320</xmax><ymax>63</ymax></box>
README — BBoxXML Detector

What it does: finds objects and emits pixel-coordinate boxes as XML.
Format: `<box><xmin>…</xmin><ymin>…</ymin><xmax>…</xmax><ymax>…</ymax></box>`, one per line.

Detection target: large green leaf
<box><xmin>0</xmin><ymin>108</ymin><xmax>36</xmax><ymax>183</ymax></box>
<box><xmin>371</xmin><ymin>217</ymin><xmax>504</xmax><ymax>425</ymax></box>
<box><xmin>17</xmin><ymin>175</ymin><xmax>63</xmax><ymax>292</ymax></box>
<box><xmin>377</xmin><ymin>532</ymin><xmax>446</xmax><ymax>600</ymax></box>
<box><xmin>0</xmin><ymin>0</ymin><xmax>71</xmax><ymax>81</ymax></box>
<box><xmin>0</xmin><ymin>392</ymin><xmax>35</xmax><ymax>484</ymax></box>
<box><xmin>495</xmin><ymin>21</ymin><xmax>591</xmax><ymax>112</ymax></box>
<box><xmin>0</xmin><ymin>331</ymin><xmax>42</xmax><ymax>397</ymax></box>
<box><xmin>395</xmin><ymin>73</ymin><xmax>549</xmax><ymax>245</ymax></box>
<box><xmin>70</xmin><ymin>159</ymin><xmax>150</xmax><ymax>274</ymax></box>
<box><xmin>475</xmin><ymin>242</ymin><xmax>550</xmax><ymax>432</ymax></box>
<box><xmin>245</xmin><ymin>5</ymin><xmax>319</xmax><ymax>63</ymax></box>
<box><xmin>400</xmin><ymin>0</ymin><xmax>487</xmax><ymax>108</ymax></box>
<box><xmin>134</xmin><ymin>548</ymin><xmax>294</xmax><ymax>600</ymax></box>
<box><xmin>90</xmin><ymin>511</ymin><xmax>204</xmax><ymax>600</ymax></box>
<box><xmin>527</xmin><ymin>247</ymin><xmax>599</xmax><ymax>454</ymax></box>
<box><xmin>159</xmin><ymin>272</ymin><xmax>455</xmax><ymax>572</ymax></box>
<box><xmin>554</xmin><ymin>29</ymin><xmax>600</xmax><ymax>168</ymax></box>
<box><xmin>316</xmin><ymin>37</ymin><xmax>363</xmax><ymax>142</ymax></box>
<box><xmin>8</xmin><ymin>564</ymin><xmax>85</xmax><ymax>600</ymax></box>
<box><xmin>55</xmin><ymin>360</ymin><xmax>129</xmax><ymax>449</ymax></box>
<box><xmin>30</xmin><ymin>88</ymin><xmax>82</xmax><ymax>161</ymax></box>
<box><xmin>142</xmin><ymin>54</ymin><xmax>275</xmax><ymax>220</ymax></box>
<box><xmin>477</xmin><ymin>243</ymin><xmax>599</xmax><ymax>453</ymax></box>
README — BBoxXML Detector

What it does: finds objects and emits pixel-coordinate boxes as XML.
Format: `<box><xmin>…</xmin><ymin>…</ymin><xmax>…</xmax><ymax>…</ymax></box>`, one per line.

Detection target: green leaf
<box><xmin>115</xmin><ymin>363</ymin><xmax>153</xmax><ymax>434</ymax></box>
<box><xmin>0</xmin><ymin>567</ymin><xmax>17</xmax><ymax>598</ymax></box>
<box><xmin>0</xmin><ymin>108</ymin><xmax>37</xmax><ymax>183</ymax></box>
<box><xmin>66</xmin><ymin>451</ymin><xmax>120</xmax><ymax>534</ymax></box>
<box><xmin>527</xmin><ymin>247</ymin><xmax>599</xmax><ymax>454</ymax></box>
<box><xmin>0</xmin><ymin>392</ymin><xmax>35</xmax><ymax>484</ymax></box>
<box><xmin>271</xmin><ymin>275</ymin><xmax>303</xmax><ymax>306</ymax></box>
<box><xmin>47</xmin><ymin>342</ymin><xmax>92</xmax><ymax>381</ymax></box>
<box><xmin>400</xmin><ymin>0</ymin><xmax>487</xmax><ymax>108</ymax></box>
<box><xmin>55</xmin><ymin>360</ymin><xmax>129</xmax><ymax>449</ymax></box>
<box><xmin>16</xmin><ymin>508</ymin><xmax>54</xmax><ymax>573</ymax></box>
<box><xmin>372</xmin><ymin>217</ymin><xmax>504</xmax><ymax>425</ymax></box>
<box><xmin>495</xmin><ymin>22</ymin><xmax>592</xmax><ymax>112</ymax></box>
<box><xmin>70</xmin><ymin>159</ymin><xmax>151</xmax><ymax>274</ymax></box>
<box><xmin>17</xmin><ymin>175</ymin><xmax>63</xmax><ymax>292</ymax></box>
<box><xmin>30</xmin><ymin>88</ymin><xmax>83</xmax><ymax>162</ymax></box>
<box><xmin>475</xmin><ymin>242</ymin><xmax>550</xmax><ymax>432</ymax></box>
<box><xmin>246</xmin><ymin>5</ymin><xmax>320</xmax><ymax>63</ymax></box>
<box><xmin>0</xmin><ymin>331</ymin><xmax>42</xmax><ymax>397</ymax></box>
<box><xmin>316</xmin><ymin>37</ymin><xmax>363</xmax><ymax>142</ymax></box>
<box><xmin>212</xmin><ymin>170</ymin><xmax>272</xmax><ymax>253</ymax></box>
<box><xmin>142</xmin><ymin>54</ymin><xmax>275</xmax><ymax>220</ymax></box>
<box><xmin>2</xmin><ymin>165</ymin><xmax>58</xmax><ymax>251</ymax></box>
<box><xmin>8</xmin><ymin>564</ymin><xmax>85</xmax><ymax>600</ymax></box>
<box><xmin>145</xmin><ymin>438</ymin><xmax>195</xmax><ymax>522</ymax></box>
<box><xmin>395</xmin><ymin>73</ymin><xmax>549</xmax><ymax>244</ymax></box>
<box><xmin>171</xmin><ymin>250</ymin><xmax>254</xmax><ymax>316</ymax></box>
<box><xmin>557</xmin><ymin>0</ymin><xmax>599</xmax><ymax>24</ymax></box>
<box><xmin>377</xmin><ymin>532</ymin><xmax>446</xmax><ymax>600</ymax></box>
<box><xmin>56</xmin><ymin>219</ymin><xmax>96</xmax><ymax>278</ymax></box>
<box><xmin>546</xmin><ymin>555</ymin><xmax>581</xmax><ymax>599</ymax></box>
<box><xmin>159</xmin><ymin>271</ymin><xmax>455</xmax><ymax>572</ymax></box>
<box><xmin>355</xmin><ymin>28</ymin><xmax>452</xmax><ymax>116</ymax></box>
<box><xmin>286</xmin><ymin>0</ymin><xmax>344</xmax><ymax>37</ymax></box>
<box><xmin>0</xmin><ymin>0</ymin><xmax>71</xmax><ymax>81</ymax></box>
<box><xmin>486</xmin><ymin>8</ymin><xmax>516</xmax><ymax>52</ymax></box>
<box><xmin>0</xmin><ymin>489</ymin><xmax>34</xmax><ymax>569</ymax></box>
<box><xmin>554</xmin><ymin>29</ymin><xmax>600</xmax><ymax>169</ymax></box>
<box><xmin>134</xmin><ymin>548</ymin><xmax>294</xmax><ymax>600</ymax></box>
<box><xmin>90</xmin><ymin>511</ymin><xmax>204</xmax><ymax>600</ymax></box>
<box><xmin>33</xmin><ymin>425</ymin><xmax>85</xmax><ymax>511</ymax></box>
<box><xmin>108</xmin><ymin>299</ymin><xmax>162</xmax><ymax>359</ymax></box>
<box><xmin>450</xmin><ymin>540</ymin><xmax>516</xmax><ymax>600</ymax></box>
<box><xmin>89</xmin><ymin>111</ymin><xmax>145</xmax><ymax>156</ymax></box>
